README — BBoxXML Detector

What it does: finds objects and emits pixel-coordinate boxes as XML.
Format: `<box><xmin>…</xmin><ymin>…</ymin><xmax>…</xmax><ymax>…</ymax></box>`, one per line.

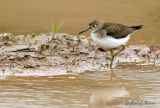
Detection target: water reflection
<box><xmin>0</xmin><ymin>64</ymin><xmax>159</xmax><ymax>108</ymax></box>
<box><xmin>109</xmin><ymin>69</ymin><xmax>123</xmax><ymax>82</ymax></box>
<box><xmin>89</xmin><ymin>86</ymin><xmax>129</xmax><ymax>108</ymax></box>
<box><xmin>89</xmin><ymin>69</ymin><xmax>130</xmax><ymax>108</ymax></box>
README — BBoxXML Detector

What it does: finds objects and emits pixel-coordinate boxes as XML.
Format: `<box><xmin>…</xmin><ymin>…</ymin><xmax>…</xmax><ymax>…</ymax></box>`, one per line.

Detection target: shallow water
<box><xmin>0</xmin><ymin>64</ymin><xmax>160</xmax><ymax>108</ymax></box>
<box><xmin>0</xmin><ymin>0</ymin><xmax>160</xmax><ymax>46</ymax></box>
<box><xmin>0</xmin><ymin>1</ymin><xmax>160</xmax><ymax>107</ymax></box>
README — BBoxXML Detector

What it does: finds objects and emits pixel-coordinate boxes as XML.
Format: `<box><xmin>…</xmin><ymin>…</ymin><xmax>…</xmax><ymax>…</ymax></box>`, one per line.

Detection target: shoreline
<box><xmin>0</xmin><ymin>33</ymin><xmax>160</xmax><ymax>78</ymax></box>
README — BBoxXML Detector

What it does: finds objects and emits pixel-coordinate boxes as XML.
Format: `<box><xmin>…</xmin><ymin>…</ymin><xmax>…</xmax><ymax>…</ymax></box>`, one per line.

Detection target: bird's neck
<box><xmin>91</xmin><ymin>29</ymin><xmax>106</xmax><ymax>38</ymax></box>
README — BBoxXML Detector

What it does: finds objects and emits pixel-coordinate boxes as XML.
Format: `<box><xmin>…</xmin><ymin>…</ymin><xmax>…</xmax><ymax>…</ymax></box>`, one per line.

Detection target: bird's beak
<box><xmin>78</xmin><ymin>26</ymin><xmax>91</xmax><ymax>34</ymax></box>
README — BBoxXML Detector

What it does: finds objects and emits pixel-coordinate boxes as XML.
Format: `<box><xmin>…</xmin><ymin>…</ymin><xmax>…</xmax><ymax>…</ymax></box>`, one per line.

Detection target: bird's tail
<box><xmin>130</xmin><ymin>25</ymin><xmax>143</xmax><ymax>30</ymax></box>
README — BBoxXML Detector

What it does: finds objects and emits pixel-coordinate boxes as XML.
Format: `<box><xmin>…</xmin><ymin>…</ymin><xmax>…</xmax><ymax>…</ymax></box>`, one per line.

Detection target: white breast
<box><xmin>91</xmin><ymin>32</ymin><xmax>130</xmax><ymax>49</ymax></box>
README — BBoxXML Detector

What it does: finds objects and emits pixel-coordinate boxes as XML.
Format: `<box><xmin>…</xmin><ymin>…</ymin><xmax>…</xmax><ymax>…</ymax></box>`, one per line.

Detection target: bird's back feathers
<box><xmin>104</xmin><ymin>23</ymin><xmax>143</xmax><ymax>39</ymax></box>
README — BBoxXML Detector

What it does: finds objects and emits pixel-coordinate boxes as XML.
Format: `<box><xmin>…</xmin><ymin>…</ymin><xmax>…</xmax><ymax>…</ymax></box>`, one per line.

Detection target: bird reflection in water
<box><xmin>109</xmin><ymin>69</ymin><xmax>124</xmax><ymax>83</ymax></box>
<box><xmin>89</xmin><ymin>69</ymin><xmax>130</xmax><ymax>108</ymax></box>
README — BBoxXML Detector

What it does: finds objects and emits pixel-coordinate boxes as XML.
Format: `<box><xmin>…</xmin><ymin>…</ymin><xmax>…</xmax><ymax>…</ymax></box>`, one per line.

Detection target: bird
<box><xmin>78</xmin><ymin>20</ymin><xmax>143</xmax><ymax>69</ymax></box>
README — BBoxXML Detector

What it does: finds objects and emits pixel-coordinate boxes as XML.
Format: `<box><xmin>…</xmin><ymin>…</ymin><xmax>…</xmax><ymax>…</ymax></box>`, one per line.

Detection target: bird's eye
<box><xmin>93</xmin><ymin>24</ymin><xmax>96</xmax><ymax>27</ymax></box>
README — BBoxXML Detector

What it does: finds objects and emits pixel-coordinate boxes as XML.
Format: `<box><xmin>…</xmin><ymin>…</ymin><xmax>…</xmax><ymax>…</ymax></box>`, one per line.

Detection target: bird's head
<box><xmin>78</xmin><ymin>20</ymin><xmax>104</xmax><ymax>34</ymax></box>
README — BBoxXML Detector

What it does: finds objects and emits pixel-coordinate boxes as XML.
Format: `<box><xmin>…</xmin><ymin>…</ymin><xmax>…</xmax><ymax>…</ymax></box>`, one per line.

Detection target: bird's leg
<box><xmin>109</xmin><ymin>69</ymin><xmax>125</xmax><ymax>83</ymax></box>
<box><xmin>109</xmin><ymin>69</ymin><xmax>116</xmax><ymax>82</ymax></box>
<box><xmin>110</xmin><ymin>49</ymin><xmax>115</xmax><ymax>69</ymax></box>
<box><xmin>109</xmin><ymin>45</ymin><xmax>125</xmax><ymax>69</ymax></box>
<box><xmin>114</xmin><ymin>45</ymin><xmax>125</xmax><ymax>57</ymax></box>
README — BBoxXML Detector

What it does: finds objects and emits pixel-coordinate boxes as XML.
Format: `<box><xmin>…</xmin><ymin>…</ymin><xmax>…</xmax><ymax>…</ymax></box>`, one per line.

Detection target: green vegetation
<box><xmin>50</xmin><ymin>22</ymin><xmax>63</xmax><ymax>34</ymax></box>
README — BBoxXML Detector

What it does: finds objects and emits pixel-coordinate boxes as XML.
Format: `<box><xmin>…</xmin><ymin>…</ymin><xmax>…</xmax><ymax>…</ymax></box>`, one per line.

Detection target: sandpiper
<box><xmin>79</xmin><ymin>20</ymin><xmax>143</xmax><ymax>68</ymax></box>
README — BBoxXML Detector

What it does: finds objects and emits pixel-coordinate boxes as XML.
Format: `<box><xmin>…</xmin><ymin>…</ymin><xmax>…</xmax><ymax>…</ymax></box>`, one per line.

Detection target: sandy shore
<box><xmin>0</xmin><ymin>33</ymin><xmax>160</xmax><ymax>78</ymax></box>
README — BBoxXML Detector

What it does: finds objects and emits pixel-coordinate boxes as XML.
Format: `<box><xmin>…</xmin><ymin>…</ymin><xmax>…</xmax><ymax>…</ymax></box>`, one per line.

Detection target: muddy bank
<box><xmin>0</xmin><ymin>33</ymin><xmax>160</xmax><ymax>78</ymax></box>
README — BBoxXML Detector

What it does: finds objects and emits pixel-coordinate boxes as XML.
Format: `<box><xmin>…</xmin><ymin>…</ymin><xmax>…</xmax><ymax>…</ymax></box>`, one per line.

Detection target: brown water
<box><xmin>0</xmin><ymin>0</ymin><xmax>160</xmax><ymax>45</ymax></box>
<box><xmin>0</xmin><ymin>1</ymin><xmax>160</xmax><ymax>107</ymax></box>
<box><xmin>0</xmin><ymin>64</ymin><xmax>160</xmax><ymax>108</ymax></box>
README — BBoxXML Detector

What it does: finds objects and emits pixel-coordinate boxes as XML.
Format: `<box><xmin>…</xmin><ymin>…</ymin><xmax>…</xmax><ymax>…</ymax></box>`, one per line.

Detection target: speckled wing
<box><xmin>104</xmin><ymin>23</ymin><xmax>139</xmax><ymax>39</ymax></box>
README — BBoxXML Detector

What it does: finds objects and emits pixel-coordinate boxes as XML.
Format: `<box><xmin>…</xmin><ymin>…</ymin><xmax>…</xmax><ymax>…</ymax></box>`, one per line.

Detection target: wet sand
<box><xmin>0</xmin><ymin>33</ymin><xmax>160</xmax><ymax>77</ymax></box>
<box><xmin>0</xmin><ymin>0</ymin><xmax>160</xmax><ymax>45</ymax></box>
